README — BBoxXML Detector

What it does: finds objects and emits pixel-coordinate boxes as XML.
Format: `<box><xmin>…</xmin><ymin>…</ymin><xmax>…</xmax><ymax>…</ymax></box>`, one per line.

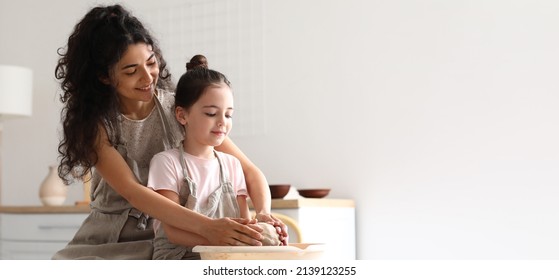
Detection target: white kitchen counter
<box><xmin>0</xmin><ymin>198</ymin><xmax>354</xmax><ymax>213</ymax></box>
<box><xmin>0</xmin><ymin>198</ymin><xmax>355</xmax><ymax>260</ymax></box>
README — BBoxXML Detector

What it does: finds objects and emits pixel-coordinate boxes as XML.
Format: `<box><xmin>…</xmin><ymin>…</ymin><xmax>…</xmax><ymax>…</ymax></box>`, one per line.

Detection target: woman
<box><xmin>53</xmin><ymin>4</ymin><xmax>286</xmax><ymax>259</ymax></box>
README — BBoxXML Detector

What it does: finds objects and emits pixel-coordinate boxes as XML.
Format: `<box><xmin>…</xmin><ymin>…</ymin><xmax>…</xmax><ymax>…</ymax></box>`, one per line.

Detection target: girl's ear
<box><xmin>175</xmin><ymin>106</ymin><xmax>188</xmax><ymax>126</ymax></box>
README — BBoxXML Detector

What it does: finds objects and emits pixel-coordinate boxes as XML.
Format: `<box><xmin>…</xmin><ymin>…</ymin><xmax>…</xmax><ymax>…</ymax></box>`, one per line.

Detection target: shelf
<box><xmin>1</xmin><ymin>198</ymin><xmax>354</xmax><ymax>214</ymax></box>
<box><xmin>0</xmin><ymin>205</ymin><xmax>90</xmax><ymax>214</ymax></box>
<box><xmin>270</xmin><ymin>198</ymin><xmax>354</xmax><ymax>208</ymax></box>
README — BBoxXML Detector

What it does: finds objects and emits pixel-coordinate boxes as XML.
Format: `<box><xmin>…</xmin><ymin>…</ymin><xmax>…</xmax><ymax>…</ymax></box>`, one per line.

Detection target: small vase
<box><xmin>39</xmin><ymin>164</ymin><xmax>68</xmax><ymax>206</ymax></box>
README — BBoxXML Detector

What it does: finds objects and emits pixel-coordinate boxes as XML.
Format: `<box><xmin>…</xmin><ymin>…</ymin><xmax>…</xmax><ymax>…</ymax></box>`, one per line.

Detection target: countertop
<box><xmin>0</xmin><ymin>198</ymin><xmax>354</xmax><ymax>214</ymax></box>
<box><xmin>0</xmin><ymin>204</ymin><xmax>91</xmax><ymax>214</ymax></box>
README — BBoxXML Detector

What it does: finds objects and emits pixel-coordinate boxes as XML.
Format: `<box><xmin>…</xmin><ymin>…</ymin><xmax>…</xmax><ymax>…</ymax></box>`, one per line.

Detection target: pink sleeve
<box><xmin>147</xmin><ymin>152</ymin><xmax>182</xmax><ymax>195</ymax></box>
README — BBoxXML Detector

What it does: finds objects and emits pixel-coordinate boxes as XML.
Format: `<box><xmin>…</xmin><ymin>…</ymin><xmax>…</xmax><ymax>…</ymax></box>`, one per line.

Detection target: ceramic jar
<box><xmin>39</xmin><ymin>164</ymin><xmax>68</xmax><ymax>206</ymax></box>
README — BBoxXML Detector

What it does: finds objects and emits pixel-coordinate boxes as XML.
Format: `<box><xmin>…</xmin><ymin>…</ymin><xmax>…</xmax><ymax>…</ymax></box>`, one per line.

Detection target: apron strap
<box><xmin>177</xmin><ymin>145</ymin><xmax>231</xmax><ymax>197</ymax></box>
<box><xmin>213</xmin><ymin>150</ymin><xmax>228</xmax><ymax>185</ymax></box>
<box><xmin>154</xmin><ymin>91</ymin><xmax>177</xmax><ymax>150</ymax></box>
<box><xmin>178</xmin><ymin>142</ymin><xmax>196</xmax><ymax>196</ymax></box>
<box><xmin>128</xmin><ymin>208</ymin><xmax>149</xmax><ymax>230</ymax></box>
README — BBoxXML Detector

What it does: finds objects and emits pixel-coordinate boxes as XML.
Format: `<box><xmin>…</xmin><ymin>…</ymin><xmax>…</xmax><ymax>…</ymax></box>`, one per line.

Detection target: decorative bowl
<box><xmin>297</xmin><ymin>188</ymin><xmax>330</xmax><ymax>198</ymax></box>
<box><xmin>269</xmin><ymin>184</ymin><xmax>291</xmax><ymax>199</ymax></box>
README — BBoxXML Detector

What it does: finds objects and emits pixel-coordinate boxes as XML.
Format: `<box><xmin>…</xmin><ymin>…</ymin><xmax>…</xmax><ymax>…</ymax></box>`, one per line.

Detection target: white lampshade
<box><xmin>0</xmin><ymin>65</ymin><xmax>33</xmax><ymax>120</ymax></box>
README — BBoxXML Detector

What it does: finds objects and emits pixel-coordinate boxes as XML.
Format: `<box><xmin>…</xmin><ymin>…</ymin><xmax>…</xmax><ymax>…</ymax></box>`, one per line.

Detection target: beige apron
<box><xmin>52</xmin><ymin>90</ymin><xmax>181</xmax><ymax>260</ymax></box>
<box><xmin>152</xmin><ymin>143</ymin><xmax>240</xmax><ymax>260</ymax></box>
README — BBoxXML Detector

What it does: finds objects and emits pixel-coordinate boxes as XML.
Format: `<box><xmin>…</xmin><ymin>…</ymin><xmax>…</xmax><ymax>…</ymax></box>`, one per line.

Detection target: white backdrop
<box><xmin>1</xmin><ymin>0</ymin><xmax>559</xmax><ymax>259</ymax></box>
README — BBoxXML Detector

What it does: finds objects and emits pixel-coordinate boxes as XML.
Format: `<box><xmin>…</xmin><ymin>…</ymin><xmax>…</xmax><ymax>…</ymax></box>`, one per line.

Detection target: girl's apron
<box><xmin>152</xmin><ymin>143</ymin><xmax>240</xmax><ymax>260</ymax></box>
<box><xmin>52</xmin><ymin>91</ymin><xmax>180</xmax><ymax>260</ymax></box>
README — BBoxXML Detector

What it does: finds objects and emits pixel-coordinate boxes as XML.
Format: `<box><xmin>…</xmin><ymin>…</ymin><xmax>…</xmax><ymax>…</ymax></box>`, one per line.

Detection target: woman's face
<box><xmin>110</xmin><ymin>43</ymin><xmax>159</xmax><ymax>104</ymax></box>
<box><xmin>182</xmin><ymin>82</ymin><xmax>234</xmax><ymax>148</ymax></box>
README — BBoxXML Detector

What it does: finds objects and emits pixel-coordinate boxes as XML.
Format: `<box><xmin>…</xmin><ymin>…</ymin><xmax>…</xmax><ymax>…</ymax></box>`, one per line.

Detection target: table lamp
<box><xmin>0</xmin><ymin>65</ymin><xmax>33</xmax><ymax>204</ymax></box>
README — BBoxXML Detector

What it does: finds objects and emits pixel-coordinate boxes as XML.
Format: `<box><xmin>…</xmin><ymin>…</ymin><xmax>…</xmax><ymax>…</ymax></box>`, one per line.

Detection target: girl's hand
<box><xmin>231</xmin><ymin>217</ymin><xmax>258</xmax><ymax>225</ymax></box>
<box><xmin>232</xmin><ymin>217</ymin><xmax>265</xmax><ymax>236</ymax></box>
<box><xmin>205</xmin><ymin>218</ymin><xmax>262</xmax><ymax>246</ymax></box>
<box><xmin>256</xmin><ymin>213</ymin><xmax>289</xmax><ymax>246</ymax></box>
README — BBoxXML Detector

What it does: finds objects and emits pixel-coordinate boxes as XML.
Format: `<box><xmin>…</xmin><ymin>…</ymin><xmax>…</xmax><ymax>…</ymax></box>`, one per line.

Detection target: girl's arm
<box><xmin>93</xmin><ymin>126</ymin><xmax>262</xmax><ymax>246</ymax></box>
<box><xmin>216</xmin><ymin>137</ymin><xmax>271</xmax><ymax>215</ymax></box>
<box><xmin>237</xmin><ymin>195</ymin><xmax>250</xmax><ymax>220</ymax></box>
<box><xmin>216</xmin><ymin>137</ymin><xmax>289</xmax><ymax>244</ymax></box>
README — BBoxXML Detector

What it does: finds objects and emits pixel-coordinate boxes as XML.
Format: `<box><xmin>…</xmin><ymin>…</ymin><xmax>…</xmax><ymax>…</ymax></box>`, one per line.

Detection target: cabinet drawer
<box><xmin>1</xmin><ymin>213</ymin><xmax>88</xmax><ymax>242</ymax></box>
<box><xmin>1</xmin><ymin>240</ymin><xmax>67</xmax><ymax>260</ymax></box>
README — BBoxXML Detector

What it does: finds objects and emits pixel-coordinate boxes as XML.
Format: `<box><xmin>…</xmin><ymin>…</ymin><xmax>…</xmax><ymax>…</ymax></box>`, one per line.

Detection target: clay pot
<box><xmin>297</xmin><ymin>188</ymin><xmax>330</xmax><ymax>198</ymax></box>
<box><xmin>269</xmin><ymin>184</ymin><xmax>291</xmax><ymax>199</ymax></box>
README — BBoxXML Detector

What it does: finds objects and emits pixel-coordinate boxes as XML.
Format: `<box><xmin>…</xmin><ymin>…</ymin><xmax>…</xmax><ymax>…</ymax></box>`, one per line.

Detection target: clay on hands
<box><xmin>257</xmin><ymin>222</ymin><xmax>281</xmax><ymax>246</ymax></box>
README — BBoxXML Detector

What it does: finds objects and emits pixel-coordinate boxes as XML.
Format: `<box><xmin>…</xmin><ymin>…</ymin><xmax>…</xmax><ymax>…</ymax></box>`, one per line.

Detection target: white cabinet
<box><xmin>0</xmin><ymin>208</ymin><xmax>88</xmax><ymax>260</ymax></box>
<box><xmin>268</xmin><ymin>199</ymin><xmax>356</xmax><ymax>260</ymax></box>
<box><xmin>0</xmin><ymin>199</ymin><xmax>356</xmax><ymax>260</ymax></box>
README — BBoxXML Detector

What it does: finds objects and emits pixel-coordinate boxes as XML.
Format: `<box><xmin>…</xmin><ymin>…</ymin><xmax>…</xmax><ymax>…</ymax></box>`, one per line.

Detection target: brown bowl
<box><xmin>269</xmin><ymin>184</ymin><xmax>291</xmax><ymax>199</ymax></box>
<box><xmin>297</xmin><ymin>188</ymin><xmax>330</xmax><ymax>198</ymax></box>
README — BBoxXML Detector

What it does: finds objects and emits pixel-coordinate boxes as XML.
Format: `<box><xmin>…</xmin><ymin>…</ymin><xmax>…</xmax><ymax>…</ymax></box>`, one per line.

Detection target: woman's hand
<box><xmin>256</xmin><ymin>213</ymin><xmax>289</xmax><ymax>245</ymax></box>
<box><xmin>234</xmin><ymin>217</ymin><xmax>269</xmax><ymax>242</ymax></box>
<box><xmin>205</xmin><ymin>217</ymin><xmax>263</xmax><ymax>246</ymax></box>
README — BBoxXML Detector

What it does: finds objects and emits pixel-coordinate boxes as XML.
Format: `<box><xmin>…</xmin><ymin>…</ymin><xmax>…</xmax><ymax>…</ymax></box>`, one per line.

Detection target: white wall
<box><xmin>2</xmin><ymin>0</ymin><xmax>559</xmax><ymax>260</ymax></box>
<box><xmin>0</xmin><ymin>0</ymin><xmax>97</xmax><ymax>205</ymax></box>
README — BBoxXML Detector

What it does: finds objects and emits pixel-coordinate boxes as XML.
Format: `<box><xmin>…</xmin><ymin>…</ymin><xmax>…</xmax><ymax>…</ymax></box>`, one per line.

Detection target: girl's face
<box><xmin>180</xmin><ymin>82</ymin><xmax>234</xmax><ymax>149</ymax></box>
<box><xmin>110</xmin><ymin>43</ymin><xmax>159</xmax><ymax>104</ymax></box>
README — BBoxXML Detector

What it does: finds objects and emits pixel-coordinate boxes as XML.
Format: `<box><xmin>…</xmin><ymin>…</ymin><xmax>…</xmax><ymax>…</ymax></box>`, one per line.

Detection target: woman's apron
<box><xmin>52</xmin><ymin>91</ymin><xmax>180</xmax><ymax>260</ymax></box>
<box><xmin>152</xmin><ymin>144</ymin><xmax>240</xmax><ymax>260</ymax></box>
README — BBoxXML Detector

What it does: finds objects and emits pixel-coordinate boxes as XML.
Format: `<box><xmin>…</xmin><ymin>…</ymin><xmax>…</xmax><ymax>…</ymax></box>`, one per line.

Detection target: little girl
<box><xmin>148</xmin><ymin>67</ymin><xmax>271</xmax><ymax>259</ymax></box>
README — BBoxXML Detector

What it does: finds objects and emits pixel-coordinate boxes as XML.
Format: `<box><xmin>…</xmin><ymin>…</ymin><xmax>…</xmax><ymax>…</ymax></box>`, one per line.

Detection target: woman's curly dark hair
<box><xmin>56</xmin><ymin>4</ymin><xmax>172</xmax><ymax>184</ymax></box>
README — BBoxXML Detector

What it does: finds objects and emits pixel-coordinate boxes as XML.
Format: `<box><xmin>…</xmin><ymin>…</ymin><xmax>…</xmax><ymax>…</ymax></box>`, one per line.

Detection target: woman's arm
<box><xmin>94</xmin><ymin>127</ymin><xmax>262</xmax><ymax>246</ymax></box>
<box><xmin>160</xmin><ymin>192</ymin><xmax>259</xmax><ymax>247</ymax></box>
<box><xmin>155</xmin><ymin>189</ymin><xmax>210</xmax><ymax>246</ymax></box>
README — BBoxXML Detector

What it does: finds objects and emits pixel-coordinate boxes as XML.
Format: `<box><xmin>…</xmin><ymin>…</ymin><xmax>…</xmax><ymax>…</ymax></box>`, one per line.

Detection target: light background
<box><xmin>1</xmin><ymin>0</ymin><xmax>559</xmax><ymax>259</ymax></box>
